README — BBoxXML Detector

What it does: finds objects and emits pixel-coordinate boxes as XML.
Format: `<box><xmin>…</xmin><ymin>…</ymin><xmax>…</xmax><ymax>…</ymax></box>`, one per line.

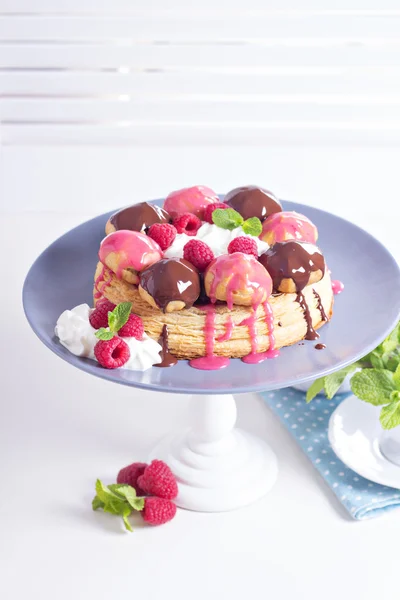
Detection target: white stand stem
<box><xmin>149</xmin><ymin>394</ymin><xmax>278</xmax><ymax>512</ymax></box>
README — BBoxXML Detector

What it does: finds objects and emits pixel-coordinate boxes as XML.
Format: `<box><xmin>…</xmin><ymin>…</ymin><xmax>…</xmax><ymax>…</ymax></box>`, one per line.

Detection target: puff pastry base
<box><xmin>94</xmin><ymin>262</ymin><xmax>333</xmax><ymax>359</ymax></box>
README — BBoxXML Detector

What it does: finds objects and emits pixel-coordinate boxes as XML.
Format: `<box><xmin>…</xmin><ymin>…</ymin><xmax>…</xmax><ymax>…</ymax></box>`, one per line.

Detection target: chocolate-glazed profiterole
<box><xmin>259</xmin><ymin>240</ymin><xmax>325</xmax><ymax>294</ymax></box>
<box><xmin>139</xmin><ymin>258</ymin><xmax>200</xmax><ymax>313</ymax></box>
<box><xmin>106</xmin><ymin>202</ymin><xmax>170</xmax><ymax>235</ymax></box>
<box><xmin>259</xmin><ymin>240</ymin><xmax>327</xmax><ymax>340</ymax></box>
<box><xmin>224</xmin><ymin>185</ymin><xmax>282</xmax><ymax>222</ymax></box>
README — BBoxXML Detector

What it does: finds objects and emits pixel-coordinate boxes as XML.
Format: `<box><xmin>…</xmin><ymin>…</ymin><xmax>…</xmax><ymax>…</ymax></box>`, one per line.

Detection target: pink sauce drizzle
<box><xmin>216</xmin><ymin>316</ymin><xmax>234</xmax><ymax>342</ymax></box>
<box><xmin>241</xmin><ymin>300</ymin><xmax>280</xmax><ymax>364</ymax></box>
<box><xmin>94</xmin><ymin>264</ymin><xmax>106</xmax><ymax>299</ymax></box>
<box><xmin>331</xmin><ymin>279</ymin><xmax>344</xmax><ymax>295</ymax></box>
<box><xmin>189</xmin><ymin>305</ymin><xmax>230</xmax><ymax>370</ymax></box>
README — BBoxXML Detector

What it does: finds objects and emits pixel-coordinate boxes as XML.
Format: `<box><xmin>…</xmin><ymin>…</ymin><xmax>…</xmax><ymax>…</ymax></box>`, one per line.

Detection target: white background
<box><xmin>1</xmin><ymin>2</ymin><xmax>400</xmax><ymax>599</ymax></box>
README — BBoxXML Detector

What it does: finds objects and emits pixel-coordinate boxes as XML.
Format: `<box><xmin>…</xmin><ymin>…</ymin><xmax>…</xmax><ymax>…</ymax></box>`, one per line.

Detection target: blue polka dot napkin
<box><xmin>260</xmin><ymin>387</ymin><xmax>400</xmax><ymax>520</ymax></box>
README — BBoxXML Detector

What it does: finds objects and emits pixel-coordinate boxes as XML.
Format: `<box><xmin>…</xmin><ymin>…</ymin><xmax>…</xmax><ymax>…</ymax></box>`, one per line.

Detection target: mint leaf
<box><xmin>108</xmin><ymin>484</ymin><xmax>141</xmax><ymax>509</ymax></box>
<box><xmin>95</xmin><ymin>479</ymin><xmax>122</xmax><ymax>503</ymax></box>
<box><xmin>390</xmin><ymin>390</ymin><xmax>400</xmax><ymax>402</ymax></box>
<box><xmin>130</xmin><ymin>497</ymin><xmax>145</xmax><ymax>511</ymax></box>
<box><xmin>108</xmin><ymin>302</ymin><xmax>132</xmax><ymax>333</ymax></box>
<box><xmin>95</xmin><ymin>328</ymin><xmax>115</xmax><ymax>341</ymax></box>
<box><xmin>324</xmin><ymin>364</ymin><xmax>359</xmax><ymax>399</ymax></box>
<box><xmin>393</xmin><ymin>363</ymin><xmax>400</xmax><ymax>389</ymax></box>
<box><xmin>380</xmin><ymin>400</ymin><xmax>400</xmax><ymax>430</ymax></box>
<box><xmin>384</xmin><ymin>349</ymin><xmax>400</xmax><ymax>373</ymax></box>
<box><xmin>369</xmin><ymin>351</ymin><xmax>384</xmax><ymax>370</ymax></box>
<box><xmin>351</xmin><ymin>369</ymin><xmax>395</xmax><ymax>406</ymax></box>
<box><xmin>122</xmin><ymin>505</ymin><xmax>133</xmax><ymax>532</ymax></box>
<box><xmin>92</xmin><ymin>496</ymin><xmax>105</xmax><ymax>511</ymax></box>
<box><xmin>242</xmin><ymin>217</ymin><xmax>262</xmax><ymax>237</ymax></box>
<box><xmin>306</xmin><ymin>377</ymin><xmax>325</xmax><ymax>403</ymax></box>
<box><xmin>212</xmin><ymin>208</ymin><xmax>243</xmax><ymax>230</ymax></box>
<box><xmin>103</xmin><ymin>499</ymin><xmax>126</xmax><ymax>516</ymax></box>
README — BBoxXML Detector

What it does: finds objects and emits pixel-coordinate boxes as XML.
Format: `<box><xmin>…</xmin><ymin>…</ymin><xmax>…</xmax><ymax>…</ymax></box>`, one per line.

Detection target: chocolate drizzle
<box><xmin>155</xmin><ymin>325</ymin><xmax>178</xmax><ymax>368</ymax></box>
<box><xmin>313</xmin><ymin>289</ymin><xmax>328</xmax><ymax>322</ymax></box>
<box><xmin>140</xmin><ymin>258</ymin><xmax>200</xmax><ymax>312</ymax></box>
<box><xmin>295</xmin><ymin>292</ymin><xmax>319</xmax><ymax>340</ymax></box>
<box><xmin>224</xmin><ymin>185</ymin><xmax>282</xmax><ymax>221</ymax></box>
<box><xmin>315</xmin><ymin>343</ymin><xmax>326</xmax><ymax>350</ymax></box>
<box><xmin>110</xmin><ymin>202</ymin><xmax>170</xmax><ymax>233</ymax></box>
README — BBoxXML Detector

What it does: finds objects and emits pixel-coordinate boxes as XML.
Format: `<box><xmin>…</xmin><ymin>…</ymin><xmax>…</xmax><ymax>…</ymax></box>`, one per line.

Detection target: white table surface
<box><xmin>2</xmin><ymin>168</ymin><xmax>400</xmax><ymax>600</ymax></box>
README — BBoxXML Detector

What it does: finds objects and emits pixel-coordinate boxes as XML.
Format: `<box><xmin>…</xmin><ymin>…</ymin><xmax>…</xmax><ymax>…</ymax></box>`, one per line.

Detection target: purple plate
<box><xmin>23</xmin><ymin>200</ymin><xmax>400</xmax><ymax>394</ymax></box>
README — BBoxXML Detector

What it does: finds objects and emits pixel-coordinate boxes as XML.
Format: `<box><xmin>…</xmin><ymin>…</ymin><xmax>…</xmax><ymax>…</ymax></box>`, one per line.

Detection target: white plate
<box><xmin>328</xmin><ymin>395</ymin><xmax>400</xmax><ymax>489</ymax></box>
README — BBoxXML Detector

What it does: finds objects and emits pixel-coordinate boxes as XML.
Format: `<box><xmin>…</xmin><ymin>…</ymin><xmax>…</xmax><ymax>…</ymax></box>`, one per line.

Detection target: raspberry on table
<box><xmin>173</xmin><ymin>213</ymin><xmax>202</xmax><ymax>236</ymax></box>
<box><xmin>183</xmin><ymin>239</ymin><xmax>214</xmax><ymax>272</ymax></box>
<box><xmin>118</xmin><ymin>314</ymin><xmax>145</xmax><ymax>339</ymax></box>
<box><xmin>147</xmin><ymin>223</ymin><xmax>177</xmax><ymax>250</ymax></box>
<box><xmin>228</xmin><ymin>236</ymin><xmax>258</xmax><ymax>258</ymax></box>
<box><xmin>142</xmin><ymin>497</ymin><xmax>177</xmax><ymax>526</ymax></box>
<box><xmin>117</xmin><ymin>462</ymin><xmax>148</xmax><ymax>495</ymax></box>
<box><xmin>203</xmin><ymin>202</ymin><xmax>229</xmax><ymax>224</ymax></box>
<box><xmin>137</xmin><ymin>459</ymin><xmax>178</xmax><ymax>500</ymax></box>
<box><xmin>90</xmin><ymin>300</ymin><xmax>116</xmax><ymax>329</ymax></box>
<box><xmin>94</xmin><ymin>337</ymin><xmax>130</xmax><ymax>369</ymax></box>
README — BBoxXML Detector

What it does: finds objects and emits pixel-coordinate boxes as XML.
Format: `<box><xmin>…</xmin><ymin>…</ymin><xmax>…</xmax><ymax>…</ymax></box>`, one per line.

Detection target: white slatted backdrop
<box><xmin>2</xmin><ymin>1</ymin><xmax>400</xmax><ymax>145</ymax></box>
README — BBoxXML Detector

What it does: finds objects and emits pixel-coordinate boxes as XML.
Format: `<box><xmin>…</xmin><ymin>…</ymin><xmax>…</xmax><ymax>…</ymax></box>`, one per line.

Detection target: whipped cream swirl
<box><xmin>55</xmin><ymin>304</ymin><xmax>162</xmax><ymax>371</ymax></box>
<box><xmin>164</xmin><ymin>222</ymin><xmax>269</xmax><ymax>259</ymax></box>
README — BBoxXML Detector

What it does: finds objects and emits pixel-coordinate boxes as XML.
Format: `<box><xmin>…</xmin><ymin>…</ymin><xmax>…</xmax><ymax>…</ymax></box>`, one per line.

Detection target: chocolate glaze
<box><xmin>224</xmin><ymin>185</ymin><xmax>282</xmax><ymax>221</ymax></box>
<box><xmin>313</xmin><ymin>289</ymin><xmax>328</xmax><ymax>322</ymax></box>
<box><xmin>258</xmin><ymin>240</ymin><xmax>325</xmax><ymax>293</ymax></box>
<box><xmin>140</xmin><ymin>258</ymin><xmax>200</xmax><ymax>312</ymax></box>
<box><xmin>155</xmin><ymin>325</ymin><xmax>178</xmax><ymax>367</ymax></box>
<box><xmin>110</xmin><ymin>202</ymin><xmax>170</xmax><ymax>233</ymax></box>
<box><xmin>195</xmin><ymin>272</ymin><xmax>210</xmax><ymax>306</ymax></box>
<box><xmin>315</xmin><ymin>343</ymin><xmax>326</xmax><ymax>350</ymax></box>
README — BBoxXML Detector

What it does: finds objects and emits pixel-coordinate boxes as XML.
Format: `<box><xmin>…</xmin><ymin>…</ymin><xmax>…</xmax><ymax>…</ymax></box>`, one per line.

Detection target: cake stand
<box><xmin>23</xmin><ymin>200</ymin><xmax>400</xmax><ymax>511</ymax></box>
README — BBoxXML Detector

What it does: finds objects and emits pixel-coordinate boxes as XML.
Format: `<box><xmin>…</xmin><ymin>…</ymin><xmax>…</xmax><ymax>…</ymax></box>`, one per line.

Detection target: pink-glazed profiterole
<box><xmin>259</xmin><ymin>211</ymin><xmax>318</xmax><ymax>245</ymax></box>
<box><xmin>163</xmin><ymin>185</ymin><xmax>219</xmax><ymax>219</ymax></box>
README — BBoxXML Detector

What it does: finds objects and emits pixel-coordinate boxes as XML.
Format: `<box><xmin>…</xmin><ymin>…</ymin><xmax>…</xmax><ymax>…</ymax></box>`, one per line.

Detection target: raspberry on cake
<box><xmin>118</xmin><ymin>313</ymin><xmax>145</xmax><ymax>339</ymax></box>
<box><xmin>147</xmin><ymin>223</ymin><xmax>177</xmax><ymax>250</ymax></box>
<box><xmin>173</xmin><ymin>213</ymin><xmax>202</xmax><ymax>236</ymax></box>
<box><xmin>183</xmin><ymin>239</ymin><xmax>214</xmax><ymax>272</ymax></box>
<box><xmin>203</xmin><ymin>202</ymin><xmax>229</xmax><ymax>224</ymax></box>
<box><xmin>94</xmin><ymin>337</ymin><xmax>130</xmax><ymax>369</ymax></box>
<box><xmin>228</xmin><ymin>236</ymin><xmax>258</xmax><ymax>258</ymax></box>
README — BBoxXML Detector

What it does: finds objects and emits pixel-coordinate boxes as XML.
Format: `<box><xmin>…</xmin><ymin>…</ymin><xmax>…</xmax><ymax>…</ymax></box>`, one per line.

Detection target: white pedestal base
<box><xmin>149</xmin><ymin>394</ymin><xmax>278</xmax><ymax>512</ymax></box>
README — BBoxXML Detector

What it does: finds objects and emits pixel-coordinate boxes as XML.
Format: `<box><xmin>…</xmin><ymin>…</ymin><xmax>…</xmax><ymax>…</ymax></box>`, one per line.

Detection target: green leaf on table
<box><xmin>92</xmin><ymin>496</ymin><xmax>105</xmax><ymax>511</ymax></box>
<box><xmin>324</xmin><ymin>364</ymin><xmax>359</xmax><ymax>399</ymax></box>
<box><xmin>108</xmin><ymin>302</ymin><xmax>132</xmax><ymax>333</ymax></box>
<box><xmin>306</xmin><ymin>377</ymin><xmax>325</xmax><ymax>403</ymax></box>
<box><xmin>212</xmin><ymin>208</ymin><xmax>244</xmax><ymax>230</ymax></box>
<box><xmin>369</xmin><ymin>351</ymin><xmax>385</xmax><ymax>370</ymax></box>
<box><xmin>242</xmin><ymin>217</ymin><xmax>262</xmax><ymax>237</ymax></box>
<box><xmin>122</xmin><ymin>506</ymin><xmax>133</xmax><ymax>532</ymax></box>
<box><xmin>95</xmin><ymin>328</ymin><xmax>115</xmax><ymax>341</ymax></box>
<box><xmin>380</xmin><ymin>399</ymin><xmax>400</xmax><ymax>430</ymax></box>
<box><xmin>350</xmin><ymin>369</ymin><xmax>395</xmax><ymax>405</ymax></box>
<box><xmin>103</xmin><ymin>499</ymin><xmax>126</xmax><ymax>516</ymax></box>
<box><xmin>95</xmin><ymin>479</ymin><xmax>122</xmax><ymax>503</ymax></box>
<box><xmin>108</xmin><ymin>484</ymin><xmax>142</xmax><ymax>510</ymax></box>
<box><xmin>384</xmin><ymin>349</ymin><xmax>400</xmax><ymax>373</ymax></box>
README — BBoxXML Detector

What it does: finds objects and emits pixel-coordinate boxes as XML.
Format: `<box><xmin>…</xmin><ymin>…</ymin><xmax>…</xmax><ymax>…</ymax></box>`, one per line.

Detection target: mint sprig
<box><xmin>307</xmin><ymin>322</ymin><xmax>400</xmax><ymax>429</ymax></box>
<box><xmin>212</xmin><ymin>207</ymin><xmax>262</xmax><ymax>237</ymax></box>
<box><xmin>95</xmin><ymin>301</ymin><xmax>132</xmax><ymax>341</ymax></box>
<box><xmin>92</xmin><ymin>479</ymin><xmax>145</xmax><ymax>532</ymax></box>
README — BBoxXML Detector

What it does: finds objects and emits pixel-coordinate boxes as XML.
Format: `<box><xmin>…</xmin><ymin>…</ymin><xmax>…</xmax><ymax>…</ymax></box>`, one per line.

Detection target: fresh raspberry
<box><xmin>94</xmin><ymin>337</ymin><xmax>130</xmax><ymax>369</ymax></box>
<box><xmin>118</xmin><ymin>314</ymin><xmax>145</xmax><ymax>339</ymax></box>
<box><xmin>142</xmin><ymin>497</ymin><xmax>176</xmax><ymax>526</ymax></box>
<box><xmin>117</xmin><ymin>462</ymin><xmax>148</xmax><ymax>495</ymax></box>
<box><xmin>228</xmin><ymin>236</ymin><xmax>258</xmax><ymax>258</ymax></box>
<box><xmin>203</xmin><ymin>202</ymin><xmax>229</xmax><ymax>224</ymax></box>
<box><xmin>89</xmin><ymin>300</ymin><xmax>116</xmax><ymax>329</ymax></box>
<box><xmin>137</xmin><ymin>459</ymin><xmax>178</xmax><ymax>500</ymax></box>
<box><xmin>183</xmin><ymin>239</ymin><xmax>214</xmax><ymax>272</ymax></box>
<box><xmin>173</xmin><ymin>213</ymin><xmax>202</xmax><ymax>236</ymax></box>
<box><xmin>147</xmin><ymin>223</ymin><xmax>177</xmax><ymax>250</ymax></box>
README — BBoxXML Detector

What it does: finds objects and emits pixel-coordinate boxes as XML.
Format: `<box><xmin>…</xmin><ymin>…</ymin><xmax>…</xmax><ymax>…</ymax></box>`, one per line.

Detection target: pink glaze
<box><xmin>259</xmin><ymin>211</ymin><xmax>318</xmax><ymax>245</ymax></box>
<box><xmin>94</xmin><ymin>264</ymin><xmax>106</xmax><ymax>299</ymax></box>
<box><xmin>332</xmin><ymin>279</ymin><xmax>344</xmax><ymax>295</ymax></box>
<box><xmin>163</xmin><ymin>185</ymin><xmax>219</xmax><ymax>219</ymax></box>
<box><xmin>189</xmin><ymin>305</ymin><xmax>230</xmax><ymax>370</ymax></box>
<box><xmin>241</xmin><ymin>300</ymin><xmax>280</xmax><ymax>363</ymax></box>
<box><xmin>206</xmin><ymin>253</ymin><xmax>272</xmax><ymax>309</ymax></box>
<box><xmin>98</xmin><ymin>230</ymin><xmax>162</xmax><ymax>279</ymax></box>
<box><xmin>216</xmin><ymin>316</ymin><xmax>234</xmax><ymax>342</ymax></box>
